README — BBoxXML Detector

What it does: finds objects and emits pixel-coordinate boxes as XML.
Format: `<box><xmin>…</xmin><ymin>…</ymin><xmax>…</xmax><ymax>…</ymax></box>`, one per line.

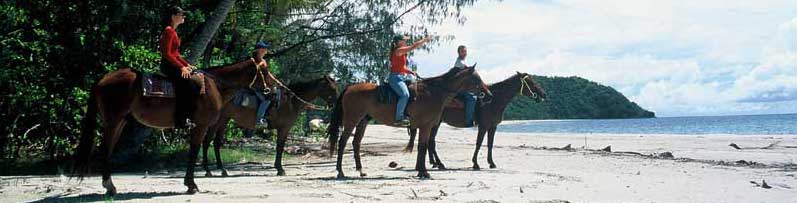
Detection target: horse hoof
<box><xmin>359</xmin><ymin>172</ymin><xmax>368</xmax><ymax>177</ymax></box>
<box><xmin>102</xmin><ymin>180</ymin><xmax>116</xmax><ymax>196</ymax></box>
<box><xmin>221</xmin><ymin>170</ymin><xmax>229</xmax><ymax>177</ymax></box>
<box><xmin>186</xmin><ymin>186</ymin><xmax>199</xmax><ymax>194</ymax></box>
<box><xmin>473</xmin><ymin>165</ymin><xmax>481</xmax><ymax>170</ymax></box>
<box><xmin>438</xmin><ymin>165</ymin><xmax>447</xmax><ymax>170</ymax></box>
<box><xmin>277</xmin><ymin>170</ymin><xmax>286</xmax><ymax>176</ymax></box>
<box><xmin>105</xmin><ymin>188</ymin><xmax>117</xmax><ymax>197</ymax></box>
<box><xmin>336</xmin><ymin>173</ymin><xmax>346</xmax><ymax>180</ymax></box>
<box><xmin>204</xmin><ymin>171</ymin><xmax>213</xmax><ymax>177</ymax></box>
<box><xmin>489</xmin><ymin>164</ymin><xmax>497</xmax><ymax>169</ymax></box>
<box><xmin>417</xmin><ymin>172</ymin><xmax>431</xmax><ymax>179</ymax></box>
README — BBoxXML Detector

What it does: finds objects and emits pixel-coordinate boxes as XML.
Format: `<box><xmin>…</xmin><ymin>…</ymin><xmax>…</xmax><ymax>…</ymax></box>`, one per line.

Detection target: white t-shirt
<box><xmin>454</xmin><ymin>58</ymin><xmax>467</xmax><ymax>68</ymax></box>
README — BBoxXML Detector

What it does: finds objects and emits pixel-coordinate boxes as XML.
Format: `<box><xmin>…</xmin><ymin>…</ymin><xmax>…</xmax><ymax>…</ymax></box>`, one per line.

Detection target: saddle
<box><xmin>142</xmin><ymin>72</ymin><xmax>207</xmax><ymax>98</ymax></box>
<box><xmin>376</xmin><ymin>80</ymin><xmax>416</xmax><ymax>104</ymax></box>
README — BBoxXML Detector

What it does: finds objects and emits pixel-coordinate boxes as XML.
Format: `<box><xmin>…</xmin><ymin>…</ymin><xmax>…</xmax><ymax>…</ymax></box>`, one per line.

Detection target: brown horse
<box><xmin>73</xmin><ymin>58</ymin><xmax>275</xmax><ymax>195</ymax></box>
<box><xmin>327</xmin><ymin>66</ymin><xmax>492</xmax><ymax>179</ymax></box>
<box><xmin>201</xmin><ymin>75</ymin><xmax>339</xmax><ymax>177</ymax></box>
<box><xmin>405</xmin><ymin>71</ymin><xmax>546</xmax><ymax>170</ymax></box>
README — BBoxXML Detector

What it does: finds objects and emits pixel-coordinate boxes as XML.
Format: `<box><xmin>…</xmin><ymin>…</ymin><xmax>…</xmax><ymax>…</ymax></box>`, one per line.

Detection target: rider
<box><xmin>388</xmin><ymin>35</ymin><xmax>431</xmax><ymax>126</ymax></box>
<box><xmin>160</xmin><ymin>6</ymin><xmax>197</xmax><ymax>129</ymax></box>
<box><xmin>252</xmin><ymin>41</ymin><xmax>281</xmax><ymax>127</ymax></box>
<box><xmin>453</xmin><ymin>45</ymin><xmax>477</xmax><ymax>127</ymax></box>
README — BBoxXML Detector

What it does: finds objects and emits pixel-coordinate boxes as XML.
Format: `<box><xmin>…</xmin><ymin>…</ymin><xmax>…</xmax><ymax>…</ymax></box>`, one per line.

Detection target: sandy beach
<box><xmin>2</xmin><ymin>124</ymin><xmax>796</xmax><ymax>203</ymax></box>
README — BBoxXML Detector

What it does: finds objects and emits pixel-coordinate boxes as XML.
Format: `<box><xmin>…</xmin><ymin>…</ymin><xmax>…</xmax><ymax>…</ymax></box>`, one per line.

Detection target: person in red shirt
<box><xmin>388</xmin><ymin>35</ymin><xmax>431</xmax><ymax>126</ymax></box>
<box><xmin>160</xmin><ymin>6</ymin><xmax>197</xmax><ymax>129</ymax></box>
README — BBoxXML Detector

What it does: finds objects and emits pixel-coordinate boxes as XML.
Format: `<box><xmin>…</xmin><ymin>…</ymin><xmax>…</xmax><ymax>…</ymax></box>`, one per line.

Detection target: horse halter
<box><xmin>248</xmin><ymin>58</ymin><xmax>331</xmax><ymax>110</ymax></box>
<box><xmin>249</xmin><ymin>58</ymin><xmax>272</xmax><ymax>94</ymax></box>
<box><xmin>519</xmin><ymin>75</ymin><xmax>539</xmax><ymax>99</ymax></box>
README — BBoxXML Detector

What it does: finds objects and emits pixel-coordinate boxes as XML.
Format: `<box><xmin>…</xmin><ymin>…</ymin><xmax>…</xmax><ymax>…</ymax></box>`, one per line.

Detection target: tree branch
<box><xmin>266</xmin><ymin>0</ymin><xmax>427</xmax><ymax>58</ymax></box>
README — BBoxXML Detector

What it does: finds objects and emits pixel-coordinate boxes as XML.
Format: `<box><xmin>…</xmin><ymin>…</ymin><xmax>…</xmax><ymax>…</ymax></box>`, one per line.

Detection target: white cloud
<box><xmin>410</xmin><ymin>0</ymin><xmax>797</xmax><ymax>116</ymax></box>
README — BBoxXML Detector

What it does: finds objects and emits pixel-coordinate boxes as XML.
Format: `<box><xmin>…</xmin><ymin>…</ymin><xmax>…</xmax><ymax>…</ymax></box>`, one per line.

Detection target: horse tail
<box><xmin>327</xmin><ymin>85</ymin><xmax>349</xmax><ymax>156</ymax></box>
<box><xmin>403</xmin><ymin>128</ymin><xmax>417</xmax><ymax>153</ymax></box>
<box><xmin>73</xmin><ymin>85</ymin><xmax>99</xmax><ymax>177</ymax></box>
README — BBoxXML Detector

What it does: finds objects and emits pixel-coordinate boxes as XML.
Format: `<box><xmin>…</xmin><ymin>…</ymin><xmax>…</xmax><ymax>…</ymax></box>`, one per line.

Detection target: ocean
<box><xmin>498</xmin><ymin>114</ymin><xmax>797</xmax><ymax>135</ymax></box>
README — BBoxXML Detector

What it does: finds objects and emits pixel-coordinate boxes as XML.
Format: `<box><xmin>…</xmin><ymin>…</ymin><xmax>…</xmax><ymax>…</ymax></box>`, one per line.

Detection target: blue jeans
<box><xmin>456</xmin><ymin>92</ymin><xmax>477</xmax><ymax>126</ymax></box>
<box><xmin>388</xmin><ymin>73</ymin><xmax>414</xmax><ymax>121</ymax></box>
<box><xmin>255</xmin><ymin>89</ymin><xmax>278</xmax><ymax>124</ymax></box>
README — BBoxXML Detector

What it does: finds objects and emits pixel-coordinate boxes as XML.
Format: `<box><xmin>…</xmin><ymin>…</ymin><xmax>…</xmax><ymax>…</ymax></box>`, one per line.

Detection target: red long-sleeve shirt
<box><xmin>160</xmin><ymin>26</ymin><xmax>190</xmax><ymax>68</ymax></box>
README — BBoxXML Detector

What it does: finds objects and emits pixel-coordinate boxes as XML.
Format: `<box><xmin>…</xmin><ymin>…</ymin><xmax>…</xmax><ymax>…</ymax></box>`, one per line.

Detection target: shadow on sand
<box><xmin>27</xmin><ymin>191</ymin><xmax>185</xmax><ymax>203</ymax></box>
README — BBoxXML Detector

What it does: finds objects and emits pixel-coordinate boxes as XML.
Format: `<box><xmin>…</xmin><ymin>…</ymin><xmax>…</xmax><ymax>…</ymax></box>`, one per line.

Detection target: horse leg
<box><xmin>100</xmin><ymin>117</ymin><xmax>126</xmax><ymax>196</ymax></box>
<box><xmin>487</xmin><ymin>127</ymin><xmax>497</xmax><ymax>168</ymax></box>
<box><xmin>274</xmin><ymin>128</ymin><xmax>288</xmax><ymax>176</ymax></box>
<box><xmin>415</xmin><ymin>127</ymin><xmax>432</xmax><ymax>179</ymax></box>
<box><xmin>404</xmin><ymin>128</ymin><xmax>416</xmax><ymax>152</ymax></box>
<box><xmin>429</xmin><ymin>124</ymin><xmax>446</xmax><ymax>170</ymax></box>
<box><xmin>202</xmin><ymin>131</ymin><xmax>213</xmax><ymax>177</ymax></box>
<box><xmin>213</xmin><ymin>121</ymin><xmax>229</xmax><ymax>177</ymax></box>
<box><xmin>213</xmin><ymin>127</ymin><xmax>228</xmax><ymax>177</ymax></box>
<box><xmin>335</xmin><ymin>126</ymin><xmax>354</xmax><ymax>179</ymax></box>
<box><xmin>352</xmin><ymin>119</ymin><xmax>368</xmax><ymax>177</ymax></box>
<box><xmin>472</xmin><ymin>127</ymin><xmax>487</xmax><ymax>170</ymax></box>
<box><xmin>184</xmin><ymin>126</ymin><xmax>208</xmax><ymax>194</ymax></box>
<box><xmin>428</xmin><ymin>129</ymin><xmax>436</xmax><ymax>167</ymax></box>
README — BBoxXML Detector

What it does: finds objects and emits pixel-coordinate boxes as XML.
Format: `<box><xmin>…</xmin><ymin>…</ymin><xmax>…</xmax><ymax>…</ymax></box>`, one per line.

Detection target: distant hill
<box><xmin>503</xmin><ymin>76</ymin><xmax>655</xmax><ymax>120</ymax></box>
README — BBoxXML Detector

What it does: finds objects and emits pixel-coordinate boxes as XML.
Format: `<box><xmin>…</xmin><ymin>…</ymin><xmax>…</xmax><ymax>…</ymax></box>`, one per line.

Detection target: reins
<box><xmin>250</xmin><ymin>58</ymin><xmax>329</xmax><ymax>111</ymax></box>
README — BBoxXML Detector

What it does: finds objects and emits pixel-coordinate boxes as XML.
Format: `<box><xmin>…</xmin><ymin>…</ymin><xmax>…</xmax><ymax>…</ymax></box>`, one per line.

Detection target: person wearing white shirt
<box><xmin>453</xmin><ymin>45</ymin><xmax>477</xmax><ymax>127</ymax></box>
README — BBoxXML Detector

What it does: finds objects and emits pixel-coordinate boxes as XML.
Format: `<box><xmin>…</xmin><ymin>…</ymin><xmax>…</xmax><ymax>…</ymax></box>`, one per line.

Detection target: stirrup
<box><xmin>176</xmin><ymin>118</ymin><xmax>196</xmax><ymax>130</ymax></box>
<box><xmin>393</xmin><ymin>119</ymin><xmax>411</xmax><ymax>127</ymax></box>
<box><xmin>256</xmin><ymin>119</ymin><xmax>269</xmax><ymax>129</ymax></box>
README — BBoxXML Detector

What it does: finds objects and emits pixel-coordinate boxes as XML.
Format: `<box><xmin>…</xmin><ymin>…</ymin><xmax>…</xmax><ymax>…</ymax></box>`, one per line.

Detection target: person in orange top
<box><xmin>159</xmin><ymin>6</ymin><xmax>197</xmax><ymax>129</ymax></box>
<box><xmin>388</xmin><ymin>35</ymin><xmax>432</xmax><ymax>126</ymax></box>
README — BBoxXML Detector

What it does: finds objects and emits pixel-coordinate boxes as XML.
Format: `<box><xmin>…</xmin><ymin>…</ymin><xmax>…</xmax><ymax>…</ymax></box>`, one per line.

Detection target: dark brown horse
<box><xmin>405</xmin><ymin>71</ymin><xmax>546</xmax><ymax>170</ymax></box>
<box><xmin>201</xmin><ymin>75</ymin><xmax>339</xmax><ymax>177</ymax></box>
<box><xmin>327</xmin><ymin>66</ymin><xmax>492</xmax><ymax>179</ymax></box>
<box><xmin>73</xmin><ymin>58</ymin><xmax>275</xmax><ymax>195</ymax></box>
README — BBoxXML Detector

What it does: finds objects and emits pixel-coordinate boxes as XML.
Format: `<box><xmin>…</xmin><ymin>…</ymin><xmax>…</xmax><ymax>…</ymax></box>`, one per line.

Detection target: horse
<box><xmin>201</xmin><ymin>75</ymin><xmax>339</xmax><ymax>177</ymax></box>
<box><xmin>327</xmin><ymin>66</ymin><xmax>493</xmax><ymax>179</ymax></box>
<box><xmin>405</xmin><ymin>71</ymin><xmax>547</xmax><ymax>170</ymax></box>
<box><xmin>73</xmin><ymin>58</ymin><xmax>275</xmax><ymax>195</ymax></box>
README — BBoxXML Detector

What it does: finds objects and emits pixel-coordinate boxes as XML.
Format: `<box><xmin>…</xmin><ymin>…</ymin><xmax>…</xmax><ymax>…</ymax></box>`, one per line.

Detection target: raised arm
<box><xmin>393</xmin><ymin>36</ymin><xmax>432</xmax><ymax>56</ymax></box>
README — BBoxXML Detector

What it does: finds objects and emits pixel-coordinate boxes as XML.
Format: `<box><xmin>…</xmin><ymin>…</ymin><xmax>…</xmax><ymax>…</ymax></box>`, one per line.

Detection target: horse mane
<box><xmin>205</xmin><ymin>59</ymin><xmax>254</xmax><ymax>74</ymax></box>
<box><xmin>423</xmin><ymin>67</ymin><xmax>466</xmax><ymax>87</ymax></box>
<box><xmin>488</xmin><ymin>73</ymin><xmax>522</xmax><ymax>93</ymax></box>
<box><xmin>287</xmin><ymin>77</ymin><xmax>325</xmax><ymax>94</ymax></box>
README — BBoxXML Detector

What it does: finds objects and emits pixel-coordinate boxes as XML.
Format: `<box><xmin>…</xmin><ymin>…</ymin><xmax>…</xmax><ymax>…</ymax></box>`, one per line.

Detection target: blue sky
<box><xmin>408</xmin><ymin>0</ymin><xmax>797</xmax><ymax>117</ymax></box>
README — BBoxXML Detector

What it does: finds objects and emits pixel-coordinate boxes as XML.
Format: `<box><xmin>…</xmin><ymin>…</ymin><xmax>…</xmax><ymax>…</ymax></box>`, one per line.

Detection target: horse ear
<box><xmin>516</xmin><ymin>71</ymin><xmax>521</xmax><ymax>75</ymax></box>
<box><xmin>471</xmin><ymin>63</ymin><xmax>478</xmax><ymax>69</ymax></box>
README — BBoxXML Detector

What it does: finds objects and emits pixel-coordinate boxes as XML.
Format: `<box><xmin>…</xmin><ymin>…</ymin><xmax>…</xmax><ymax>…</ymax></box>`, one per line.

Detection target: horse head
<box><xmin>516</xmin><ymin>71</ymin><xmax>546</xmax><ymax>102</ymax></box>
<box><xmin>319</xmin><ymin>74</ymin><xmax>339</xmax><ymax>105</ymax></box>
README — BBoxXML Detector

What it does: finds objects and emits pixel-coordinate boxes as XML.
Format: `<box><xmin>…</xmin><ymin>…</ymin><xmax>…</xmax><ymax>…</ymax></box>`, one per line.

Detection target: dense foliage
<box><xmin>0</xmin><ymin>0</ymin><xmax>479</xmax><ymax>168</ymax></box>
<box><xmin>504</xmin><ymin>76</ymin><xmax>655</xmax><ymax>120</ymax></box>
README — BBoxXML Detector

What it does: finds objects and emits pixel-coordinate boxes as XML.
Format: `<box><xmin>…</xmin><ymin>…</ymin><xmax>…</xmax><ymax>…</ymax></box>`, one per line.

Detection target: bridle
<box><xmin>249</xmin><ymin>58</ymin><xmax>330</xmax><ymax>110</ymax></box>
<box><xmin>519</xmin><ymin>74</ymin><xmax>539</xmax><ymax>99</ymax></box>
<box><xmin>249</xmin><ymin>58</ymin><xmax>272</xmax><ymax>94</ymax></box>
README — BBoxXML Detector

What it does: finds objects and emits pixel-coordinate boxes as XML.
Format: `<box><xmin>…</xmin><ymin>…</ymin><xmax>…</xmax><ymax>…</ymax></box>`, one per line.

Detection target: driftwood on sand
<box><xmin>729</xmin><ymin>141</ymin><xmax>797</xmax><ymax>150</ymax></box>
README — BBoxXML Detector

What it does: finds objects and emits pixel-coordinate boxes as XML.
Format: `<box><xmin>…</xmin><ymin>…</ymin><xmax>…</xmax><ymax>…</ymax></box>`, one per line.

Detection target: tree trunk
<box><xmin>185</xmin><ymin>0</ymin><xmax>235</xmax><ymax>64</ymax></box>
